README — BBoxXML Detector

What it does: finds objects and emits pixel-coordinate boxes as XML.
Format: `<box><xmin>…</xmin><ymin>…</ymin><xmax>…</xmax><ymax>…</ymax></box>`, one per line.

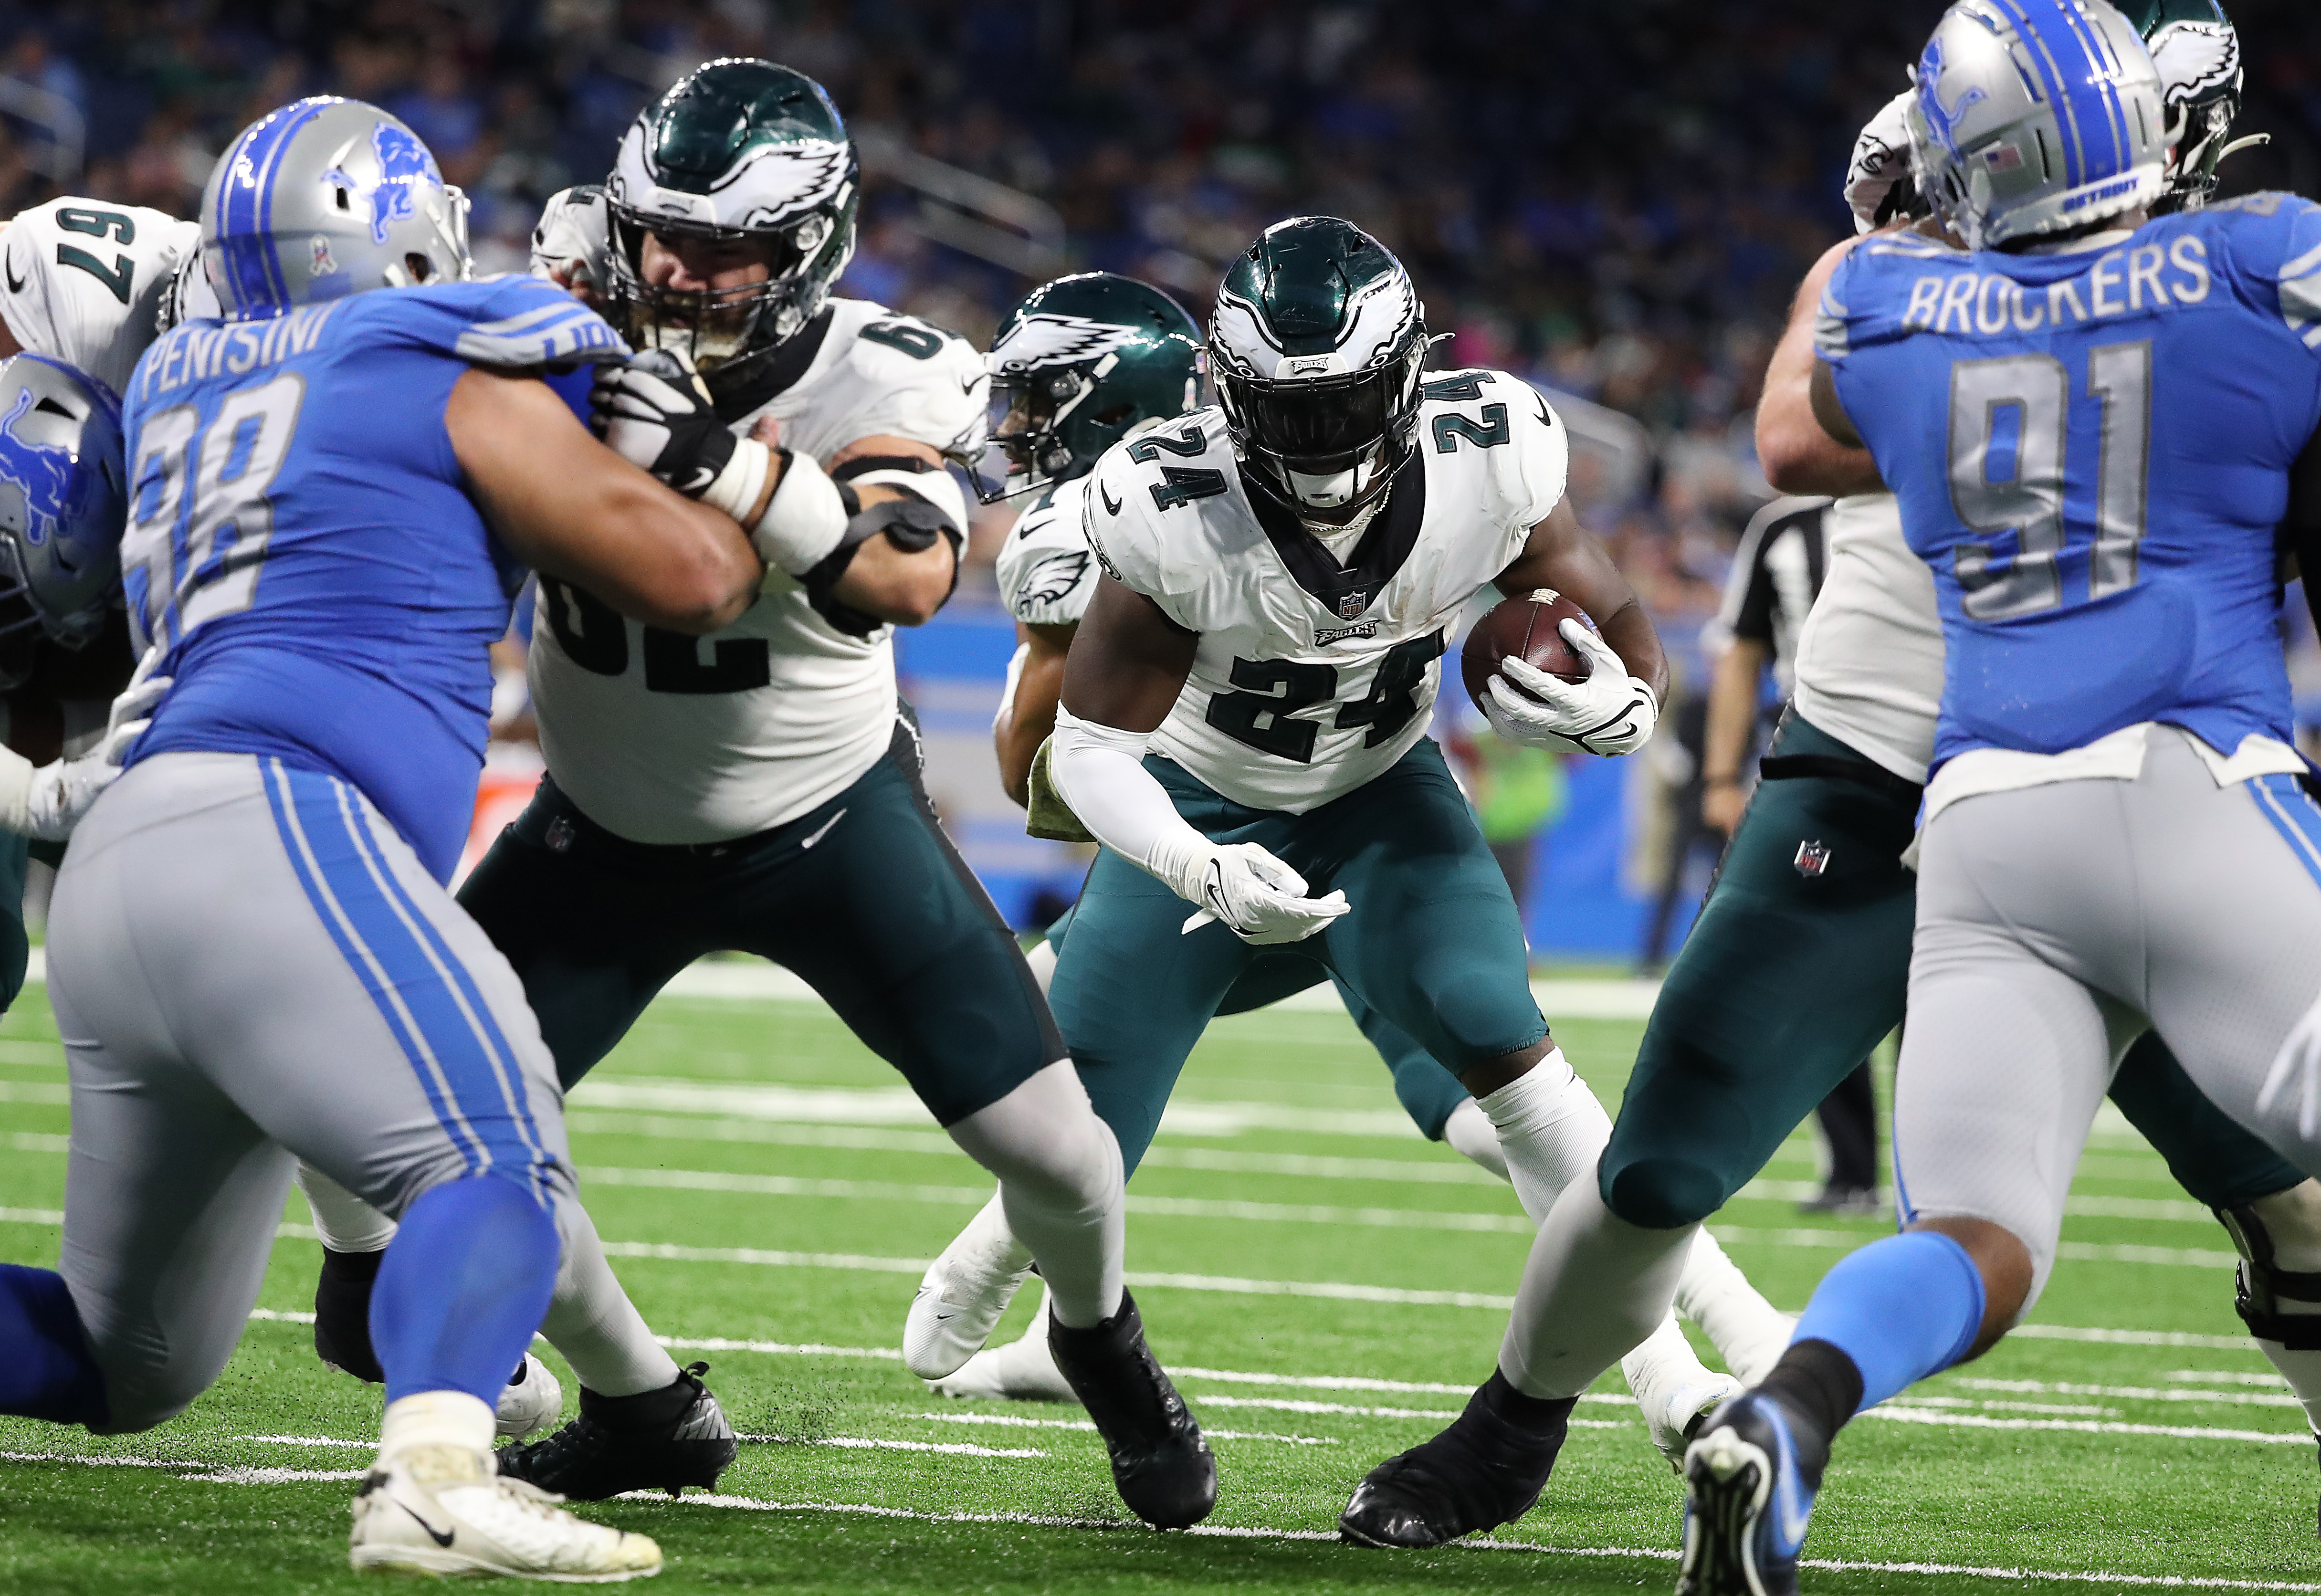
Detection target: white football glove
<box><xmin>1173</xmin><ymin>841</ymin><xmax>1349</xmax><ymax>947</ymax></box>
<box><xmin>5</xmin><ymin>653</ymin><xmax>171</xmax><ymax>842</ymax></box>
<box><xmin>1844</xmin><ymin>90</ymin><xmax>1918</xmax><ymax>236</ymax></box>
<box><xmin>1482</xmin><ymin>620</ymin><xmax>1659</xmax><ymax>757</ymax></box>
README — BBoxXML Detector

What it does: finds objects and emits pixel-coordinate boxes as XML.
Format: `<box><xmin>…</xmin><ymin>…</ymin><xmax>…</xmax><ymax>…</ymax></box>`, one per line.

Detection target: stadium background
<box><xmin>7</xmin><ymin>0</ymin><xmax>2321</xmax><ymax>955</ymax></box>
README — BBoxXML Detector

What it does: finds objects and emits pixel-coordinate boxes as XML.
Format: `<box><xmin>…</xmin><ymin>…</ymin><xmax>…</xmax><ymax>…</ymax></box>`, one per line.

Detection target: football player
<box><xmin>1352</xmin><ymin>0</ymin><xmax>2321</xmax><ymax>1564</ymax></box>
<box><xmin>295</xmin><ymin>59</ymin><xmax>1218</xmax><ymax>1532</ymax></box>
<box><xmin>1679</xmin><ymin>2</ymin><xmax>2321</xmax><ymax>1587</ymax></box>
<box><xmin>896</xmin><ymin>218</ymin><xmax>1796</xmax><ymax>1481</ymax></box>
<box><xmin>0</xmin><ymin>94</ymin><xmax>774</xmax><ymax>1578</ymax></box>
<box><xmin>927</xmin><ymin>267</ymin><xmax>1793</xmax><ymax>1426</ymax></box>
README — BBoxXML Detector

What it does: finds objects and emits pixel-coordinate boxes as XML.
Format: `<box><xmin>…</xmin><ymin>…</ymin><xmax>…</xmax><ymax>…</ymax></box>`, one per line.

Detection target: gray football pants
<box><xmin>1901</xmin><ymin>728</ymin><xmax>2321</xmax><ymax>1310</ymax></box>
<box><xmin>46</xmin><ymin>753</ymin><xmax>578</xmax><ymax>1433</ymax></box>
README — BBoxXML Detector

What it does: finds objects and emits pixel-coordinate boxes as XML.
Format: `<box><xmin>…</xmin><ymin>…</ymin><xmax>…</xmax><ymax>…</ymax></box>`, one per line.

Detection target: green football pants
<box><xmin>1600</xmin><ymin>712</ymin><xmax>2306</xmax><ymax>1229</ymax></box>
<box><xmin>1047</xmin><ymin>902</ymin><xmax>1474</xmax><ymax>1144</ymax></box>
<box><xmin>459</xmin><ymin>721</ymin><xmax>1063</xmax><ymax>1124</ymax></box>
<box><xmin>1050</xmin><ymin>738</ymin><xmax>1544</xmax><ymax>1177</ymax></box>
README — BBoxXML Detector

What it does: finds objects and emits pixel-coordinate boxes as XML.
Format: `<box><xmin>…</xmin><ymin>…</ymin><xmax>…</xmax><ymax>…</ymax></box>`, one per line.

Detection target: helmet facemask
<box><xmin>604</xmin><ymin>201</ymin><xmax>852</xmax><ymax>382</ymax></box>
<box><xmin>1217</xmin><ymin>330</ymin><xmax>1426</xmax><ymax>529</ymax></box>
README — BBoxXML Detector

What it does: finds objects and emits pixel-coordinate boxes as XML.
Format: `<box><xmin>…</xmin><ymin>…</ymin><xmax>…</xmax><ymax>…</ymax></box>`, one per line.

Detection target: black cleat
<box><xmin>314</xmin><ymin>1247</ymin><xmax>385</xmax><ymax>1383</ymax></box>
<box><xmin>495</xmin><ymin>1361</ymin><xmax>736</xmax><ymax>1501</ymax></box>
<box><xmin>1339</xmin><ymin>1373</ymin><xmax>1574</xmax><ymax>1548</ymax></box>
<box><xmin>1047</xmin><ymin>1290</ymin><xmax>1217</xmax><ymax>1529</ymax></box>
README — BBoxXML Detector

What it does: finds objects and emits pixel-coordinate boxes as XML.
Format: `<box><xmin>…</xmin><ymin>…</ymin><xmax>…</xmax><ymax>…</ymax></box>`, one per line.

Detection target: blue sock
<box><xmin>1789</xmin><ymin>1231</ymin><xmax>1985</xmax><ymax>1412</ymax></box>
<box><xmin>371</xmin><ymin>1176</ymin><xmax>558</xmax><ymax>1407</ymax></box>
<box><xmin>0</xmin><ymin>1264</ymin><xmax>107</xmax><ymax>1425</ymax></box>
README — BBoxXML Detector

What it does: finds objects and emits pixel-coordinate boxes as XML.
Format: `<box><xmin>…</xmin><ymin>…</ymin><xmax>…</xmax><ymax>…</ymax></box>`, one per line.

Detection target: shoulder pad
<box><xmin>530</xmin><ymin>185</ymin><xmax>610</xmax><ymax>288</ymax></box>
<box><xmin>358</xmin><ymin>277</ymin><xmax>629</xmax><ymax>368</ymax></box>
<box><xmin>1079</xmin><ymin>412</ymin><xmax>1236</xmax><ymax>614</ymax></box>
<box><xmin>827</xmin><ymin>302</ymin><xmax>988</xmax><ymax>456</ymax></box>
<box><xmin>996</xmin><ymin>482</ymin><xmax>1099</xmax><ymax>627</ymax></box>
<box><xmin>1418</xmin><ymin>372</ymin><xmax>1566</xmax><ymax>528</ymax></box>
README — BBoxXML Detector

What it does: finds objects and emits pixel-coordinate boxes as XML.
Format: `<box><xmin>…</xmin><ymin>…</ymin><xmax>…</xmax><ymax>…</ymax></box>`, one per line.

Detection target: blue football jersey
<box><xmin>119</xmin><ymin>275</ymin><xmax>625</xmax><ymax>880</ymax></box>
<box><xmin>1819</xmin><ymin>196</ymin><xmax>2321</xmax><ymax>771</ymax></box>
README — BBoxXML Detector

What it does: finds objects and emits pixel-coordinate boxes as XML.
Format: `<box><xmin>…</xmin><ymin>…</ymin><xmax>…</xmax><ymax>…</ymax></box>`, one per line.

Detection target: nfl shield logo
<box><xmin>1793</xmin><ymin>840</ymin><xmax>1831</xmax><ymax>877</ymax></box>
<box><xmin>1338</xmin><ymin>590</ymin><xmax>1367</xmax><ymax>620</ymax></box>
<box><xmin>546</xmin><ymin>816</ymin><xmax>576</xmax><ymax>854</ymax></box>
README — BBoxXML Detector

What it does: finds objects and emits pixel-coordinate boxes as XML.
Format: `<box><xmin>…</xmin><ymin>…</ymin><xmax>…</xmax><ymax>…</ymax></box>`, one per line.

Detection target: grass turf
<box><xmin>1</xmin><ymin>983</ymin><xmax>2314</xmax><ymax>1593</ymax></box>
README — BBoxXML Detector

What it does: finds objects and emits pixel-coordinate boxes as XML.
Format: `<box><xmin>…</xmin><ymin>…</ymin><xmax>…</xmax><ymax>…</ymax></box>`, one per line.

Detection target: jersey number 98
<box><xmin>124</xmin><ymin>372</ymin><xmax>305</xmax><ymax>651</ymax></box>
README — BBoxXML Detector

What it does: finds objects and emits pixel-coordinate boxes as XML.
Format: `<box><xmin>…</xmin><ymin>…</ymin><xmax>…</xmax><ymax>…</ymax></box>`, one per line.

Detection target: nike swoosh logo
<box><xmin>1532</xmin><ymin>391</ymin><xmax>1554</xmax><ymax>428</ymax></box>
<box><xmin>1768</xmin><ymin>1415</ymin><xmax>1813</xmax><ymax>1551</ymax></box>
<box><xmin>399</xmin><ymin>1501</ymin><xmax>457</xmax><ymax>1548</ymax></box>
<box><xmin>799</xmin><ymin>808</ymin><xmax>847</xmax><ymax>849</ymax></box>
<box><xmin>1099</xmin><ymin>483</ymin><xmax>1123</xmax><ymax>516</ymax></box>
<box><xmin>4</xmin><ymin>257</ymin><xmax>21</xmax><ymax>295</ymax></box>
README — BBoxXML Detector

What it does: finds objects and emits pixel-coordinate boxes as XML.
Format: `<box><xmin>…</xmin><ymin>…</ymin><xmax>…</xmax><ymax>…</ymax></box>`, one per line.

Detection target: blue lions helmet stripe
<box><xmin>218</xmin><ymin>97</ymin><xmax>339</xmax><ymax>316</ymax></box>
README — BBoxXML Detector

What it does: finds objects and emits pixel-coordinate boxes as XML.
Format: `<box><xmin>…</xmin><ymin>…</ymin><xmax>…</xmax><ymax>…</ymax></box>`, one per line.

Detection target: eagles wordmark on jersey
<box><xmin>1081</xmin><ymin>369</ymin><xmax>1566</xmax><ymax>814</ymax></box>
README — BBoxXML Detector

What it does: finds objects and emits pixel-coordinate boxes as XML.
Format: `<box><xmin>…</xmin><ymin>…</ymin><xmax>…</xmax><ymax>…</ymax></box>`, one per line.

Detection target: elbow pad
<box><xmin>802</xmin><ymin>458</ymin><xmax>967</xmax><ymax>636</ymax></box>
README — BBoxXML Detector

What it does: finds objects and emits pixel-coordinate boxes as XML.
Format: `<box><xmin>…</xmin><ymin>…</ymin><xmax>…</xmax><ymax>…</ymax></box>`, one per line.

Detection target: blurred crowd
<box><xmin>8</xmin><ymin>0</ymin><xmax>2321</xmax><ymax>931</ymax></box>
<box><xmin>5</xmin><ymin>1</ymin><xmax>2319</xmax><ymax>611</ymax></box>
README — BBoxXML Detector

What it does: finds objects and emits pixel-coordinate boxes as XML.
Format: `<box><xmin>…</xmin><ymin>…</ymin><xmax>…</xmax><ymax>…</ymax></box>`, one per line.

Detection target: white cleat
<box><xmin>497</xmin><ymin>1354</ymin><xmax>564</xmax><ymax>1441</ymax></box>
<box><xmin>903</xmin><ymin>1193</ymin><xmax>1034</xmax><ymax>1381</ymax></box>
<box><xmin>929</xmin><ymin>1287</ymin><xmax>1078</xmax><ymax>1403</ymax></box>
<box><xmin>1623</xmin><ymin>1316</ymin><xmax>1745</xmax><ymax>1471</ymax></box>
<box><xmin>1643</xmin><ymin>1371</ymin><xmax>1745</xmax><ymax>1472</ymax></box>
<box><xmin>349</xmin><ymin>1442</ymin><xmax>661</xmax><ymax>1582</ymax></box>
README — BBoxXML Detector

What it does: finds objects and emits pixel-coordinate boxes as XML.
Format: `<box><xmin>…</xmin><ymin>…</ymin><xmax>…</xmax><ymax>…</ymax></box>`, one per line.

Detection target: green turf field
<box><xmin>2</xmin><ymin>978</ymin><xmax>2315</xmax><ymax>1594</ymax></box>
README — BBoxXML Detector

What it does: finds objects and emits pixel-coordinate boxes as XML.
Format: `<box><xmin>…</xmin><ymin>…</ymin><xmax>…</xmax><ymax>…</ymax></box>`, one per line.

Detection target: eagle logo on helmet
<box><xmin>992</xmin><ymin>313</ymin><xmax>1143</xmax><ymax>373</ymax></box>
<box><xmin>2148</xmin><ymin>21</ymin><xmax>2240</xmax><ymax>107</ymax></box>
<box><xmin>1915</xmin><ymin>36</ymin><xmax>1989</xmax><ymax>159</ymax></box>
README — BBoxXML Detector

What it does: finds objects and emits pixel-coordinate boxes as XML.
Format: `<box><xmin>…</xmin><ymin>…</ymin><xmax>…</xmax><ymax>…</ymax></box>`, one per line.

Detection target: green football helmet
<box><xmin>1208</xmin><ymin>217</ymin><xmax>1428</xmax><ymax>528</ymax></box>
<box><xmin>603</xmin><ymin>58</ymin><xmax>859</xmax><ymax>389</ymax></box>
<box><xmin>2121</xmin><ymin>0</ymin><xmax>2263</xmax><ymax>210</ymax></box>
<box><xmin>976</xmin><ymin>273</ymin><xmax>1205</xmax><ymax>504</ymax></box>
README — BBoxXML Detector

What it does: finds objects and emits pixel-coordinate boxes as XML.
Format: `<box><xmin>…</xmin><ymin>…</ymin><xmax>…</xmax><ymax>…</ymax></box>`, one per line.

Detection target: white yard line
<box><xmin>917</xmin><ymin>1412</ymin><xmax>1338</xmax><ymax>1446</ymax></box>
<box><xmin>636</xmin><ymin>1492</ymin><xmax>2321</xmax><ymax>1591</ymax></box>
<box><xmin>1949</xmin><ymin>1378</ymin><xmax>2307</xmax><ymax>1411</ymax></box>
<box><xmin>734</xmin><ymin>1434</ymin><xmax>1044</xmax><ymax>1458</ymax></box>
<box><xmin>1859</xmin><ymin>1406</ymin><xmax>2312</xmax><ymax>1446</ymax></box>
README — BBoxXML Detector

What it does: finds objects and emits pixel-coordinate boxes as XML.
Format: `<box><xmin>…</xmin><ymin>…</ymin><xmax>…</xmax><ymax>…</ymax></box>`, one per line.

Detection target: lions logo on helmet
<box><xmin>1208</xmin><ymin>217</ymin><xmax>1427</xmax><ymax>527</ymax></box>
<box><xmin>0</xmin><ymin>356</ymin><xmax>126</xmax><ymax>677</ymax></box>
<box><xmin>203</xmin><ymin>97</ymin><xmax>471</xmax><ymax>320</ymax></box>
<box><xmin>977</xmin><ymin>273</ymin><xmax>1205</xmax><ymax>503</ymax></box>
<box><xmin>602</xmin><ymin>58</ymin><xmax>861</xmax><ymax>388</ymax></box>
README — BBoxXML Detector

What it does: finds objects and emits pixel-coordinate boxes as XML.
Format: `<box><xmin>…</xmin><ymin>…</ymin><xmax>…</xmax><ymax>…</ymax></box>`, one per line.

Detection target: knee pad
<box><xmin>2221</xmin><ymin>1187</ymin><xmax>2321</xmax><ymax>1349</ymax></box>
<box><xmin>1601</xmin><ymin>1155</ymin><xmax>1730</xmax><ymax>1232</ymax></box>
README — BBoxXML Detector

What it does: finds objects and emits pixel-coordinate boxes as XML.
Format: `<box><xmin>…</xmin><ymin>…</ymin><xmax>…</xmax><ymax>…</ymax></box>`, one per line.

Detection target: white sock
<box><xmin>947</xmin><ymin>1060</ymin><xmax>1125</xmax><ymax>1330</ymax></box>
<box><xmin>296</xmin><ymin>1162</ymin><xmax>399</xmax><ymax>1253</ymax></box>
<box><xmin>541</xmin><ymin>1201</ymin><xmax>683</xmax><ymax>1398</ymax></box>
<box><xmin>1443</xmin><ymin>1097</ymin><xmax>1511</xmax><ymax>1182</ymax></box>
<box><xmin>1476</xmin><ymin>1048</ymin><xmax>1612</xmax><ymax>1226</ymax></box>
<box><xmin>1024</xmin><ymin>938</ymin><xmax>1058</xmax><ymax>998</ymax></box>
<box><xmin>2257</xmin><ymin>1341</ymin><xmax>2321</xmax><ymax>1432</ymax></box>
<box><xmin>378</xmin><ymin>1390</ymin><xmax>494</xmax><ymax>1463</ymax></box>
<box><xmin>2234</xmin><ymin>1183</ymin><xmax>2321</xmax><ymax>1430</ymax></box>
<box><xmin>1500</xmin><ymin>1176</ymin><xmax>1695</xmax><ymax>1400</ymax></box>
<box><xmin>1621</xmin><ymin>1313</ymin><xmax>1724</xmax><ymax>1408</ymax></box>
<box><xmin>1674</xmin><ymin>1228</ymin><xmax>1795</xmax><ymax>1384</ymax></box>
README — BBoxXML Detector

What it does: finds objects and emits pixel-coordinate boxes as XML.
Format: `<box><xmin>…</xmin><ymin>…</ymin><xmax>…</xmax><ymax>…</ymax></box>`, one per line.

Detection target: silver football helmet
<box><xmin>1907</xmin><ymin>0</ymin><xmax>2169</xmax><ymax>250</ymax></box>
<box><xmin>201</xmin><ymin>96</ymin><xmax>471</xmax><ymax>321</ymax></box>
<box><xmin>0</xmin><ymin>355</ymin><xmax>126</xmax><ymax>667</ymax></box>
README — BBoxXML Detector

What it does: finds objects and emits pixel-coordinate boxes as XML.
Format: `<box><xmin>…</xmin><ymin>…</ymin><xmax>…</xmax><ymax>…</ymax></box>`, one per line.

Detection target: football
<box><xmin>1460</xmin><ymin>588</ymin><xmax>1595</xmax><ymax>713</ymax></box>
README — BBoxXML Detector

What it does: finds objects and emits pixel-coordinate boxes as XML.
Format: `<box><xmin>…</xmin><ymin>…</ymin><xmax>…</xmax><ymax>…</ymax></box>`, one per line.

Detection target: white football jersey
<box><xmin>0</xmin><ymin>198</ymin><xmax>196</xmax><ymax>399</ymax></box>
<box><xmin>995</xmin><ymin>476</ymin><xmax>1101</xmax><ymax>629</ymax></box>
<box><xmin>1084</xmin><ymin>369</ymin><xmax>1566</xmax><ymax>813</ymax></box>
<box><xmin>1788</xmin><ymin>493</ymin><xmax>1944</xmax><ymax>785</ymax></box>
<box><xmin>528</xmin><ymin>295</ymin><xmax>987</xmax><ymax>844</ymax></box>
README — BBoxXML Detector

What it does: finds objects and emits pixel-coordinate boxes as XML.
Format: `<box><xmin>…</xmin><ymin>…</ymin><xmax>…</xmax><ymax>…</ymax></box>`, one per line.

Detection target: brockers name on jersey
<box><xmin>1083</xmin><ymin>370</ymin><xmax>1568</xmax><ymax>814</ymax></box>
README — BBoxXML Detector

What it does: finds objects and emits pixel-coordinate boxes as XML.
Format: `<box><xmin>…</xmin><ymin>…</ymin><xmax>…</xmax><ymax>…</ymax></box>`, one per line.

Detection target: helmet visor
<box><xmin>1224</xmin><ymin>365</ymin><xmax>1407</xmax><ymax>470</ymax></box>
